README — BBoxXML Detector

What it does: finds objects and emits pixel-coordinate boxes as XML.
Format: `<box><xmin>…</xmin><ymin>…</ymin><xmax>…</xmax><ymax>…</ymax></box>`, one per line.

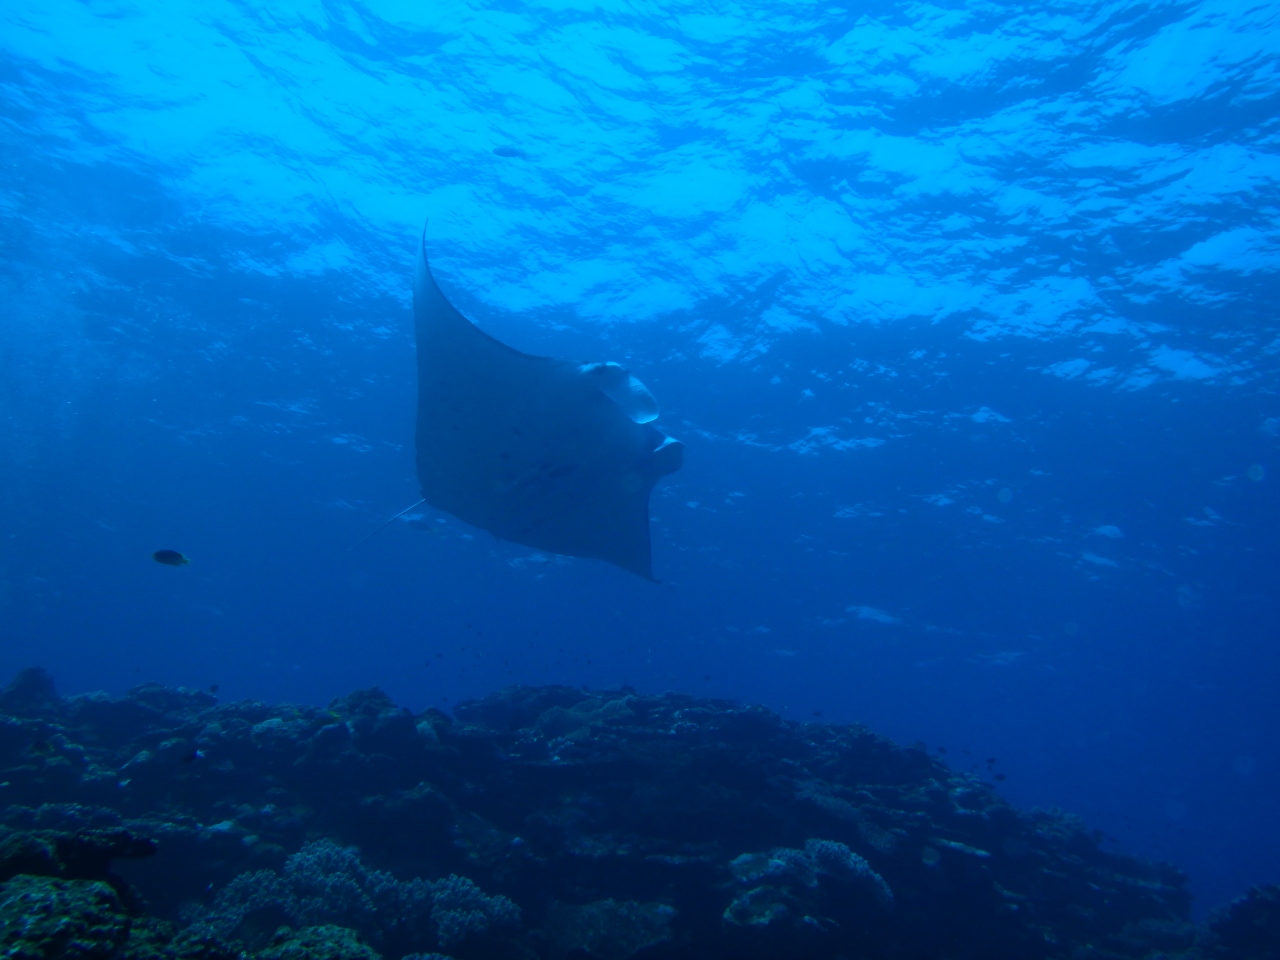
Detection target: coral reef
<box><xmin>0</xmin><ymin>667</ymin><xmax>1274</xmax><ymax>959</ymax></box>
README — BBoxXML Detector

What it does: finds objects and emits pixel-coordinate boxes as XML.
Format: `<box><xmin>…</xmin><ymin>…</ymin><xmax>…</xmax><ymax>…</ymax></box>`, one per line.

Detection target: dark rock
<box><xmin>57</xmin><ymin>829</ymin><xmax>158</xmax><ymax>882</ymax></box>
<box><xmin>0</xmin><ymin>826</ymin><xmax>156</xmax><ymax>905</ymax></box>
<box><xmin>0</xmin><ymin>827</ymin><xmax>156</xmax><ymax>926</ymax></box>
<box><xmin>0</xmin><ymin>831</ymin><xmax>59</xmax><ymax>881</ymax></box>
<box><xmin>327</xmin><ymin>689</ymin><xmax>397</xmax><ymax>724</ymax></box>
<box><xmin>1206</xmin><ymin>884</ymin><xmax>1280</xmax><ymax>959</ymax></box>
<box><xmin>454</xmin><ymin>686</ymin><xmax>595</xmax><ymax>733</ymax></box>
<box><xmin>0</xmin><ymin>668</ymin><xmax>59</xmax><ymax>718</ymax></box>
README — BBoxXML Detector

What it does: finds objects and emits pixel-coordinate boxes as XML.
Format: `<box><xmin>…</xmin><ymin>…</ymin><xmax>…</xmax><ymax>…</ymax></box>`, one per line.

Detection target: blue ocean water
<box><xmin>1</xmin><ymin>0</ymin><xmax>1277</xmax><ymax>918</ymax></box>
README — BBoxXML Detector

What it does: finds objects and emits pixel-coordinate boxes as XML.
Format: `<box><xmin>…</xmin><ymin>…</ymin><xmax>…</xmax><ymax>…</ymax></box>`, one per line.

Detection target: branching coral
<box><xmin>426</xmin><ymin>873</ymin><xmax>520</xmax><ymax>948</ymax></box>
<box><xmin>802</xmin><ymin>838</ymin><xmax>894</xmax><ymax>906</ymax></box>
<box><xmin>203</xmin><ymin>839</ymin><xmax>517</xmax><ymax>953</ymax></box>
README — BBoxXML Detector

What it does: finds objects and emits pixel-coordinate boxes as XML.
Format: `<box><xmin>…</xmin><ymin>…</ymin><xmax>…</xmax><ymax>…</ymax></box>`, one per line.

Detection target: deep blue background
<box><xmin>2</xmin><ymin>0</ymin><xmax>1279</xmax><ymax>916</ymax></box>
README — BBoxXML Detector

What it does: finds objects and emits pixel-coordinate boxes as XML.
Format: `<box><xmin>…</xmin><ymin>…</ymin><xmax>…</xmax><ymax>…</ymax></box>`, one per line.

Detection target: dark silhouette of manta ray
<box><xmin>413</xmin><ymin>226</ymin><xmax>683</xmax><ymax>580</ymax></box>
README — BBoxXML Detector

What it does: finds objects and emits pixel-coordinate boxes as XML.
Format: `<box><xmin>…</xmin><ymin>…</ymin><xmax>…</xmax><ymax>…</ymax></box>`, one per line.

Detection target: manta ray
<box><xmin>412</xmin><ymin>226</ymin><xmax>683</xmax><ymax>579</ymax></box>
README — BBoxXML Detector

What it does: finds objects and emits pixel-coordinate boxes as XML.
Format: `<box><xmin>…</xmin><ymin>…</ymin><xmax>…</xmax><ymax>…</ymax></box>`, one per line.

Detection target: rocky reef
<box><xmin>0</xmin><ymin>667</ymin><xmax>1275</xmax><ymax>960</ymax></box>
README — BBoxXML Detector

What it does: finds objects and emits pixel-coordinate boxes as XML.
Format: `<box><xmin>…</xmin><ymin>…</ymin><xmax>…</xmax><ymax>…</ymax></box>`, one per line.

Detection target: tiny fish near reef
<box><xmin>152</xmin><ymin>550</ymin><xmax>189</xmax><ymax>566</ymax></box>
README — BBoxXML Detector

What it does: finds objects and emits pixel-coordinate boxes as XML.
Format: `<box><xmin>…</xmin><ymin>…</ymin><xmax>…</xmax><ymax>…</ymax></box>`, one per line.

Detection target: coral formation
<box><xmin>194</xmin><ymin>840</ymin><xmax>515</xmax><ymax>955</ymax></box>
<box><xmin>543</xmin><ymin>898</ymin><xmax>674</xmax><ymax>960</ymax></box>
<box><xmin>255</xmin><ymin>925</ymin><xmax>382</xmax><ymax>960</ymax></box>
<box><xmin>723</xmin><ymin>837</ymin><xmax>894</xmax><ymax>934</ymax></box>
<box><xmin>424</xmin><ymin>873</ymin><xmax>519</xmax><ymax>948</ymax></box>
<box><xmin>728</xmin><ymin>838</ymin><xmax>893</xmax><ymax>904</ymax></box>
<box><xmin>0</xmin><ymin>668</ymin><xmax>1274</xmax><ymax>959</ymax></box>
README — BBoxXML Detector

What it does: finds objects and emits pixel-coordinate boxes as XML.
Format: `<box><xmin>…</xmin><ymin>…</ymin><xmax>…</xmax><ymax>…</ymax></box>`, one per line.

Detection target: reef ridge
<box><xmin>0</xmin><ymin>668</ymin><xmax>1275</xmax><ymax>960</ymax></box>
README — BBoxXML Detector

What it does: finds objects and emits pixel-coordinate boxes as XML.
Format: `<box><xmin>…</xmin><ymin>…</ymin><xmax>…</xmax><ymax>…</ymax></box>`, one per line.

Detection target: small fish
<box><xmin>209</xmin><ymin>684</ymin><xmax>219</xmax><ymax>695</ymax></box>
<box><xmin>181</xmin><ymin>749</ymin><xmax>206</xmax><ymax>764</ymax></box>
<box><xmin>28</xmin><ymin>740</ymin><xmax>52</xmax><ymax>756</ymax></box>
<box><xmin>492</xmin><ymin>145</ymin><xmax>526</xmax><ymax>159</ymax></box>
<box><xmin>153</xmin><ymin>550</ymin><xmax>190</xmax><ymax>566</ymax></box>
